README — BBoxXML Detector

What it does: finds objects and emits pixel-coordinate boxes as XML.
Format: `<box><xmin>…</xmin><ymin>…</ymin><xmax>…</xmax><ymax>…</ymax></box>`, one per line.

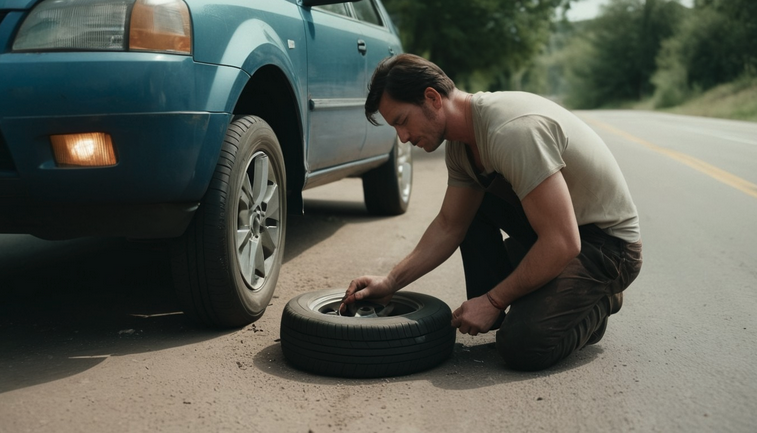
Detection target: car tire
<box><xmin>362</xmin><ymin>137</ymin><xmax>412</xmax><ymax>215</ymax></box>
<box><xmin>280</xmin><ymin>289</ymin><xmax>455</xmax><ymax>378</ymax></box>
<box><xmin>171</xmin><ymin>116</ymin><xmax>286</xmax><ymax>328</ymax></box>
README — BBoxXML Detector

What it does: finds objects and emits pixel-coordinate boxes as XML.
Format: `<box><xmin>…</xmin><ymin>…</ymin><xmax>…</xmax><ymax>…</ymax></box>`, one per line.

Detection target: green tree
<box><xmin>562</xmin><ymin>0</ymin><xmax>684</xmax><ymax>108</ymax></box>
<box><xmin>697</xmin><ymin>0</ymin><xmax>757</xmax><ymax>71</ymax></box>
<box><xmin>382</xmin><ymin>0</ymin><xmax>570</xmax><ymax>87</ymax></box>
<box><xmin>516</xmin><ymin>20</ymin><xmax>578</xmax><ymax>97</ymax></box>
<box><xmin>652</xmin><ymin>0</ymin><xmax>756</xmax><ymax>107</ymax></box>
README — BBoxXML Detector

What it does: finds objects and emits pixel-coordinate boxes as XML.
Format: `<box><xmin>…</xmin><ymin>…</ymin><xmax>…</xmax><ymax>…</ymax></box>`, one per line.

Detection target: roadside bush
<box><xmin>561</xmin><ymin>0</ymin><xmax>684</xmax><ymax>109</ymax></box>
<box><xmin>653</xmin><ymin>0</ymin><xmax>756</xmax><ymax>108</ymax></box>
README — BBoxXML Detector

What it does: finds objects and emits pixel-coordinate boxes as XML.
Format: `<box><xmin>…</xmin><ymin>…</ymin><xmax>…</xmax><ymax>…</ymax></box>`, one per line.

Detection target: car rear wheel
<box><xmin>280</xmin><ymin>289</ymin><xmax>456</xmax><ymax>378</ymax></box>
<box><xmin>362</xmin><ymin>137</ymin><xmax>412</xmax><ymax>215</ymax></box>
<box><xmin>171</xmin><ymin>116</ymin><xmax>286</xmax><ymax>328</ymax></box>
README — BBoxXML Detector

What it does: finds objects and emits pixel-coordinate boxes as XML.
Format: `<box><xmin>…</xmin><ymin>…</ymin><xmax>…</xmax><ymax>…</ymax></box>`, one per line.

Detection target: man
<box><xmin>342</xmin><ymin>54</ymin><xmax>642</xmax><ymax>371</ymax></box>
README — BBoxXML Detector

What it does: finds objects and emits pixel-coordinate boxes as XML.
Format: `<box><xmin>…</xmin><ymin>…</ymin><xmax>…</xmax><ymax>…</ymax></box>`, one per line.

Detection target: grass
<box><xmin>654</xmin><ymin>76</ymin><xmax>757</xmax><ymax>122</ymax></box>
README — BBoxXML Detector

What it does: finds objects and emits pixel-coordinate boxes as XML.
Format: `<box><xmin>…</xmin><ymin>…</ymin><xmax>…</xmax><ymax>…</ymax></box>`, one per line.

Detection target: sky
<box><xmin>564</xmin><ymin>0</ymin><xmax>694</xmax><ymax>21</ymax></box>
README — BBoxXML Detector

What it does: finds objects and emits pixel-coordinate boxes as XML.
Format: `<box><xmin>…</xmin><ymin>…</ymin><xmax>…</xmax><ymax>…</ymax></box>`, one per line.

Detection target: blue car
<box><xmin>0</xmin><ymin>0</ymin><xmax>411</xmax><ymax>327</ymax></box>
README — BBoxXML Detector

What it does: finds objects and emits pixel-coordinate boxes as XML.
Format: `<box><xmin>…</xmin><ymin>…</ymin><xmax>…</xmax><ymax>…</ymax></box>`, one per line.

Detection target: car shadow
<box><xmin>0</xmin><ymin>236</ymin><xmax>225</xmax><ymax>393</ymax></box>
<box><xmin>250</xmin><ymin>338</ymin><xmax>602</xmax><ymax>390</ymax></box>
<box><xmin>285</xmin><ymin>196</ymin><xmax>375</xmax><ymax>262</ymax></box>
<box><xmin>0</xmin><ymin>197</ymin><xmax>377</xmax><ymax>394</ymax></box>
<box><xmin>0</xmin><ymin>147</ymin><xmax>440</xmax><ymax>393</ymax></box>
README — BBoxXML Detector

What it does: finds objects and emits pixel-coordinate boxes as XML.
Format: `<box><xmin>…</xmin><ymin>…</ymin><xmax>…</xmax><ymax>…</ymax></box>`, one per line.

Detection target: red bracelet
<box><xmin>486</xmin><ymin>291</ymin><xmax>506</xmax><ymax>310</ymax></box>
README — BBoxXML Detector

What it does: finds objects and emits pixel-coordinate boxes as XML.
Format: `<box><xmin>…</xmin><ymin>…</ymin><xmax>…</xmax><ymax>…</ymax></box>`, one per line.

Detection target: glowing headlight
<box><xmin>13</xmin><ymin>0</ymin><xmax>191</xmax><ymax>54</ymax></box>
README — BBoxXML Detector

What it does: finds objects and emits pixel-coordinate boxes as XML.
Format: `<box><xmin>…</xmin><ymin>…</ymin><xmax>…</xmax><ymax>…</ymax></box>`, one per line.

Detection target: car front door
<box><xmin>351</xmin><ymin>0</ymin><xmax>402</xmax><ymax>159</ymax></box>
<box><xmin>300</xmin><ymin>3</ymin><xmax>367</xmax><ymax>172</ymax></box>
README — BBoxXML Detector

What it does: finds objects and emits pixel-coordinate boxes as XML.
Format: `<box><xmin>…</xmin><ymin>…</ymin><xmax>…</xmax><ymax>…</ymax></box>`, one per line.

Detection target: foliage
<box><xmin>652</xmin><ymin>0</ymin><xmax>757</xmax><ymax>107</ymax></box>
<box><xmin>559</xmin><ymin>0</ymin><xmax>685</xmax><ymax>108</ymax></box>
<box><xmin>382</xmin><ymin>0</ymin><xmax>570</xmax><ymax>87</ymax></box>
<box><xmin>380</xmin><ymin>0</ymin><xmax>756</xmax><ymax>114</ymax></box>
<box><xmin>696</xmin><ymin>0</ymin><xmax>757</xmax><ymax>72</ymax></box>
<box><xmin>664</xmin><ymin>75</ymin><xmax>757</xmax><ymax>122</ymax></box>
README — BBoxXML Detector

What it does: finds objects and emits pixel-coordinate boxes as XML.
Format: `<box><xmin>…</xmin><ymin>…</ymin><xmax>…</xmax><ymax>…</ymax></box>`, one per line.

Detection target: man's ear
<box><xmin>424</xmin><ymin>87</ymin><xmax>443</xmax><ymax>109</ymax></box>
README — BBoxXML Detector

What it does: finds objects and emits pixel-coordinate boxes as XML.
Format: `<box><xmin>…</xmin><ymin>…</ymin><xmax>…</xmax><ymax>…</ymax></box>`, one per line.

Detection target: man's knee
<box><xmin>495</xmin><ymin>323</ymin><xmax>565</xmax><ymax>372</ymax></box>
<box><xmin>496</xmin><ymin>299</ymin><xmax>611</xmax><ymax>371</ymax></box>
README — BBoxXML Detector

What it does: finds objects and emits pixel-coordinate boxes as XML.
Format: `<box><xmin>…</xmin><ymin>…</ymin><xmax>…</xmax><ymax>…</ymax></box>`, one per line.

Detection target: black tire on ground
<box><xmin>280</xmin><ymin>289</ymin><xmax>456</xmax><ymax>378</ymax></box>
<box><xmin>171</xmin><ymin>116</ymin><xmax>287</xmax><ymax>328</ymax></box>
<box><xmin>362</xmin><ymin>137</ymin><xmax>412</xmax><ymax>215</ymax></box>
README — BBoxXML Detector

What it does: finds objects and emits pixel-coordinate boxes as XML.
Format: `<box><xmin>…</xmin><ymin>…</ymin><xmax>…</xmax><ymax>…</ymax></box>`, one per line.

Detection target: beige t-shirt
<box><xmin>446</xmin><ymin>92</ymin><xmax>640</xmax><ymax>243</ymax></box>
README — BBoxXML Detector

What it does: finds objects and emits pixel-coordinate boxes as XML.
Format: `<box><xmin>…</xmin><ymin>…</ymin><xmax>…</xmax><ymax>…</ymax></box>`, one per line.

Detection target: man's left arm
<box><xmin>451</xmin><ymin>170</ymin><xmax>581</xmax><ymax>335</ymax></box>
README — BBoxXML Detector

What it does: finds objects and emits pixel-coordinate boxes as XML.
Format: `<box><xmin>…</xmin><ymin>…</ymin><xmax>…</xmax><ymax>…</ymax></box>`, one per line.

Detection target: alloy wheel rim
<box><xmin>309</xmin><ymin>291</ymin><xmax>422</xmax><ymax>318</ymax></box>
<box><xmin>236</xmin><ymin>151</ymin><xmax>282</xmax><ymax>290</ymax></box>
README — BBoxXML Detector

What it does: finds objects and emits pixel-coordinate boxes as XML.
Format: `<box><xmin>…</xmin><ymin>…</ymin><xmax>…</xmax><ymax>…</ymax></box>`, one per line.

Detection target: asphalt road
<box><xmin>1</xmin><ymin>110</ymin><xmax>755</xmax><ymax>432</ymax></box>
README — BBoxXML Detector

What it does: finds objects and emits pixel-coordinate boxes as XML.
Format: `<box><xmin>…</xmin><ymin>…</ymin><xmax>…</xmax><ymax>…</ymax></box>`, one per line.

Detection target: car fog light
<box><xmin>50</xmin><ymin>133</ymin><xmax>117</xmax><ymax>167</ymax></box>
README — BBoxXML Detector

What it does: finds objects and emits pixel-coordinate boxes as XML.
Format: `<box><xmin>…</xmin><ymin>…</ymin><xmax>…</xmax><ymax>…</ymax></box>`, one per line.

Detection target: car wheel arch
<box><xmin>233</xmin><ymin>65</ymin><xmax>306</xmax><ymax>215</ymax></box>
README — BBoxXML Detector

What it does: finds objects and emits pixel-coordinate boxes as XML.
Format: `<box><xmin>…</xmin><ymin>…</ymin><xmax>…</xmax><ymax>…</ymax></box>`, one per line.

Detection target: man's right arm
<box><xmin>342</xmin><ymin>185</ymin><xmax>484</xmax><ymax>306</ymax></box>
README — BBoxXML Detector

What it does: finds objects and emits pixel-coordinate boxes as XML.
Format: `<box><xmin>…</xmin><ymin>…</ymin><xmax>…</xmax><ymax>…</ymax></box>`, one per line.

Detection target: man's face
<box><xmin>378</xmin><ymin>92</ymin><xmax>446</xmax><ymax>153</ymax></box>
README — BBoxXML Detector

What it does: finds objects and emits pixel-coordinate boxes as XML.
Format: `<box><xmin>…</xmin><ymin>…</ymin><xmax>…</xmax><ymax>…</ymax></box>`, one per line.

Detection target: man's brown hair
<box><xmin>365</xmin><ymin>54</ymin><xmax>456</xmax><ymax>126</ymax></box>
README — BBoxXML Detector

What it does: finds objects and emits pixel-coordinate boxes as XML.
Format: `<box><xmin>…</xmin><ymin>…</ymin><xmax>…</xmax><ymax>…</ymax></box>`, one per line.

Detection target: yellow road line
<box><xmin>583</xmin><ymin>116</ymin><xmax>757</xmax><ymax>199</ymax></box>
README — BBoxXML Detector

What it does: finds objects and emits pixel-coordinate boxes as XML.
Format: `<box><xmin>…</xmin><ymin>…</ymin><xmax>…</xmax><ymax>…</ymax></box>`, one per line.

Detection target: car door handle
<box><xmin>357</xmin><ymin>39</ymin><xmax>367</xmax><ymax>55</ymax></box>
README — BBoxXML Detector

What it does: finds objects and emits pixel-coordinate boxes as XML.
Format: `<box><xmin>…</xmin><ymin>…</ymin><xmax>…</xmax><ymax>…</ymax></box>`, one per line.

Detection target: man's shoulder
<box><xmin>473</xmin><ymin>91</ymin><xmax>550</xmax><ymax>107</ymax></box>
<box><xmin>473</xmin><ymin>92</ymin><xmax>561</xmax><ymax>130</ymax></box>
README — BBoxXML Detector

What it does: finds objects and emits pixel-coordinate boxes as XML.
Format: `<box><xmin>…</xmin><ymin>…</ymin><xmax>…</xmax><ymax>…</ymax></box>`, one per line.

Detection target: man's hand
<box><xmin>451</xmin><ymin>295</ymin><xmax>503</xmax><ymax>336</ymax></box>
<box><xmin>340</xmin><ymin>275</ymin><xmax>397</xmax><ymax>313</ymax></box>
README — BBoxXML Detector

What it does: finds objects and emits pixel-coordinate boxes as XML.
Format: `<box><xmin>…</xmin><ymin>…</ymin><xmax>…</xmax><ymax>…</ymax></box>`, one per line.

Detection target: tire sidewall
<box><xmin>280</xmin><ymin>288</ymin><xmax>455</xmax><ymax>378</ymax></box>
<box><xmin>225</xmin><ymin>117</ymin><xmax>287</xmax><ymax>315</ymax></box>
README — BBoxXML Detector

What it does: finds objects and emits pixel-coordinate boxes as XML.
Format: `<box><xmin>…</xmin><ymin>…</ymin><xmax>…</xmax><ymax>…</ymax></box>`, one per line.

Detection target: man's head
<box><xmin>365</xmin><ymin>54</ymin><xmax>455</xmax><ymax>127</ymax></box>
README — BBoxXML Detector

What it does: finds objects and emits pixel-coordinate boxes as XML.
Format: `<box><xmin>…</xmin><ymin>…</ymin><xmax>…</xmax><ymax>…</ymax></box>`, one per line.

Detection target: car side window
<box><xmin>352</xmin><ymin>0</ymin><xmax>383</xmax><ymax>26</ymax></box>
<box><xmin>314</xmin><ymin>4</ymin><xmax>350</xmax><ymax>17</ymax></box>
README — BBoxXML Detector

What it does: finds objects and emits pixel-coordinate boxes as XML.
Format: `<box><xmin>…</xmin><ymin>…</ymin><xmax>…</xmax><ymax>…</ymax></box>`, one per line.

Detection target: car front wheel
<box><xmin>172</xmin><ymin>116</ymin><xmax>286</xmax><ymax>328</ymax></box>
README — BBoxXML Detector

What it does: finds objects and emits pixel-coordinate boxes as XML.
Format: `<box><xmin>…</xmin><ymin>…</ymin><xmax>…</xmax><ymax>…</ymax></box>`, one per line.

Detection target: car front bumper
<box><xmin>0</xmin><ymin>51</ymin><xmax>247</xmax><ymax>239</ymax></box>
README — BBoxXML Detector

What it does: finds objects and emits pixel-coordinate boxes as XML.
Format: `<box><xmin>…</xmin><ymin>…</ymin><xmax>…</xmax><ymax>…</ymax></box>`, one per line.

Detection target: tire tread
<box><xmin>280</xmin><ymin>290</ymin><xmax>455</xmax><ymax>378</ymax></box>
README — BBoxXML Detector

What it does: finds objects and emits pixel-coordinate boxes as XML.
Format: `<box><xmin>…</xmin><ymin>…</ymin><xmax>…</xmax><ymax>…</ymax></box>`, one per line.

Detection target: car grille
<box><xmin>0</xmin><ymin>133</ymin><xmax>15</xmax><ymax>171</ymax></box>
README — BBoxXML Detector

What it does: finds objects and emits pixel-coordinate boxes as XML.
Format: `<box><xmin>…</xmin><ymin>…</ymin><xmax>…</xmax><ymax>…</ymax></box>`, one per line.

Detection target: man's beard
<box><xmin>421</xmin><ymin>103</ymin><xmax>446</xmax><ymax>151</ymax></box>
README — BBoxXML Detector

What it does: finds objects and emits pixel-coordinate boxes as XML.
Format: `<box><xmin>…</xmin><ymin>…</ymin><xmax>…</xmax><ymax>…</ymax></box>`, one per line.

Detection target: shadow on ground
<box><xmin>0</xmin><ymin>146</ymin><xmax>471</xmax><ymax>394</ymax></box>
<box><xmin>0</xmin><ymin>196</ymin><xmax>378</xmax><ymax>394</ymax></box>
<box><xmin>0</xmin><ymin>236</ymin><xmax>219</xmax><ymax>393</ymax></box>
<box><xmin>251</xmin><ymin>338</ymin><xmax>603</xmax><ymax>390</ymax></box>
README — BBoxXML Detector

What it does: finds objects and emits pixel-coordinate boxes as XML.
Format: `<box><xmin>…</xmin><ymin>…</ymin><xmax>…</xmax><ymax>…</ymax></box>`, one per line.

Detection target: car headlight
<box><xmin>12</xmin><ymin>0</ymin><xmax>192</xmax><ymax>54</ymax></box>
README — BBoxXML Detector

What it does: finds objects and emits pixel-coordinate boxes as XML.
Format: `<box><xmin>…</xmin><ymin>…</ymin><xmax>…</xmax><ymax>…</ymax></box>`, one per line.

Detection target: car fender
<box><xmin>188</xmin><ymin>1</ymin><xmax>307</xmax><ymax>111</ymax></box>
<box><xmin>0</xmin><ymin>0</ymin><xmax>39</xmax><ymax>9</ymax></box>
<box><xmin>236</xmin><ymin>29</ymin><xmax>305</xmax><ymax>118</ymax></box>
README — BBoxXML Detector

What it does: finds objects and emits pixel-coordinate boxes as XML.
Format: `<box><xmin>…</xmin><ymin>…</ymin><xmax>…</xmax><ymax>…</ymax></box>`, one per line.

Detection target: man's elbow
<box><xmin>558</xmin><ymin>233</ymin><xmax>581</xmax><ymax>264</ymax></box>
<box><xmin>567</xmin><ymin>240</ymin><xmax>581</xmax><ymax>260</ymax></box>
<box><xmin>566</xmin><ymin>235</ymin><xmax>581</xmax><ymax>260</ymax></box>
